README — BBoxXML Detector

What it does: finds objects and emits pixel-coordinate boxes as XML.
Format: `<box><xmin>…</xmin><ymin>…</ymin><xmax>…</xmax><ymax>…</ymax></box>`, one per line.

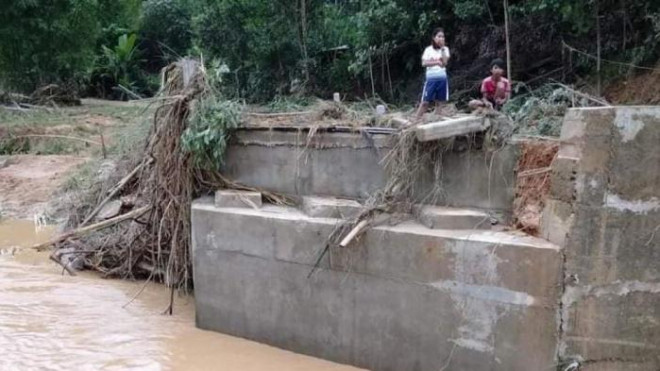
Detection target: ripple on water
<box><xmin>0</xmin><ymin>219</ymin><xmax>362</xmax><ymax>371</ymax></box>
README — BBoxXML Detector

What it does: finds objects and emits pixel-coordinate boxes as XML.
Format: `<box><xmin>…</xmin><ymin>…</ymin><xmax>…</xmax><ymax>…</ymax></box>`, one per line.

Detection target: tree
<box><xmin>0</xmin><ymin>0</ymin><xmax>100</xmax><ymax>92</ymax></box>
<box><xmin>140</xmin><ymin>0</ymin><xmax>193</xmax><ymax>71</ymax></box>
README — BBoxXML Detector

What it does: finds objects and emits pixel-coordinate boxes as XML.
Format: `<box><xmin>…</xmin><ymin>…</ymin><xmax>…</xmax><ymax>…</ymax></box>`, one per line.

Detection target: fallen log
<box><xmin>33</xmin><ymin>206</ymin><xmax>150</xmax><ymax>251</ymax></box>
<box><xmin>0</xmin><ymin>105</ymin><xmax>29</xmax><ymax>113</ymax></box>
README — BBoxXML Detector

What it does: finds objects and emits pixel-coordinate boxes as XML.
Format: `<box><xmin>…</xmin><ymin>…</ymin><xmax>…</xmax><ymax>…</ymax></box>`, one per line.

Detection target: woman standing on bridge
<box><xmin>415</xmin><ymin>28</ymin><xmax>450</xmax><ymax>120</ymax></box>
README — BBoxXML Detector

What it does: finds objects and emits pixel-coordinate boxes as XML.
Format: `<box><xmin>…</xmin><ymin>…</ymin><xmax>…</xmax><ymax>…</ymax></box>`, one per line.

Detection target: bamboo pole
<box><xmin>368</xmin><ymin>50</ymin><xmax>376</xmax><ymax>97</ymax></box>
<box><xmin>596</xmin><ymin>0</ymin><xmax>602</xmax><ymax>96</ymax></box>
<box><xmin>504</xmin><ymin>0</ymin><xmax>512</xmax><ymax>80</ymax></box>
<box><xmin>555</xmin><ymin>82</ymin><xmax>610</xmax><ymax>106</ymax></box>
<box><xmin>245</xmin><ymin>111</ymin><xmax>313</xmax><ymax>117</ymax></box>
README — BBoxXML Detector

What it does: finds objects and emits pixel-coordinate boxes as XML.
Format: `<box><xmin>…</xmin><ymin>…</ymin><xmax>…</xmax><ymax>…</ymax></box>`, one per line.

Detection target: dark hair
<box><xmin>490</xmin><ymin>58</ymin><xmax>505</xmax><ymax>70</ymax></box>
<box><xmin>431</xmin><ymin>28</ymin><xmax>445</xmax><ymax>48</ymax></box>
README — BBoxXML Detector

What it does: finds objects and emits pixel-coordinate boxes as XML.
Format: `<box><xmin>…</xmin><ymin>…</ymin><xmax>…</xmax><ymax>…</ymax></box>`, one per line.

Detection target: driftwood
<box><xmin>80</xmin><ymin>164</ymin><xmax>144</xmax><ymax>226</ymax></box>
<box><xmin>339</xmin><ymin>220</ymin><xmax>369</xmax><ymax>247</ymax></box>
<box><xmin>49</xmin><ymin>251</ymin><xmax>78</xmax><ymax>276</ymax></box>
<box><xmin>33</xmin><ymin>206</ymin><xmax>150</xmax><ymax>251</ymax></box>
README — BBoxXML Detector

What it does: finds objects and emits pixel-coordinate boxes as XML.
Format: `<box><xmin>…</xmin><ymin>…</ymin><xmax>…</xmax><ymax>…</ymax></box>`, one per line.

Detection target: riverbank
<box><xmin>0</xmin><ymin>98</ymin><xmax>363</xmax><ymax>370</ymax></box>
<box><xmin>0</xmin><ymin>216</ymin><xmax>362</xmax><ymax>371</ymax></box>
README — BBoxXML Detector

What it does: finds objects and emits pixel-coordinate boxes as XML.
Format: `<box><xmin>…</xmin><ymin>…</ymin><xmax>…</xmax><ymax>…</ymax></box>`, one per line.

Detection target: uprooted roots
<box><xmin>54</xmin><ymin>59</ymin><xmax>290</xmax><ymax>292</ymax></box>
<box><xmin>54</xmin><ymin>59</ymin><xmax>205</xmax><ymax>291</ymax></box>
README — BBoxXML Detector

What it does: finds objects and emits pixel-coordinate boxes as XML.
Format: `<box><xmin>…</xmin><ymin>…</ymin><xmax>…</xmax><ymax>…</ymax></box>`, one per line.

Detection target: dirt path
<box><xmin>0</xmin><ymin>155</ymin><xmax>87</xmax><ymax>219</ymax></box>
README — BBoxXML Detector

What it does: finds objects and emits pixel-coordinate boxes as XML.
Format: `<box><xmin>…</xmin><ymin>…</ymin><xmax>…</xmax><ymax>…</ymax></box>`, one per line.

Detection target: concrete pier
<box><xmin>542</xmin><ymin>107</ymin><xmax>660</xmax><ymax>370</ymax></box>
<box><xmin>192</xmin><ymin>199</ymin><xmax>561</xmax><ymax>371</ymax></box>
<box><xmin>193</xmin><ymin>106</ymin><xmax>660</xmax><ymax>371</ymax></box>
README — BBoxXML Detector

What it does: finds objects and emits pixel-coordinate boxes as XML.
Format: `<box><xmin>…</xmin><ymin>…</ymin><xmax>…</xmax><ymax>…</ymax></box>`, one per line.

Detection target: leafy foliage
<box><xmin>0</xmin><ymin>0</ymin><xmax>100</xmax><ymax>92</ymax></box>
<box><xmin>95</xmin><ymin>0</ymin><xmax>141</xmax><ymax>50</ymax></box>
<box><xmin>1</xmin><ymin>0</ymin><xmax>659</xmax><ymax>103</ymax></box>
<box><xmin>103</xmin><ymin>35</ymin><xmax>141</xmax><ymax>86</ymax></box>
<box><xmin>91</xmin><ymin>34</ymin><xmax>146</xmax><ymax>99</ymax></box>
<box><xmin>181</xmin><ymin>97</ymin><xmax>241</xmax><ymax>168</ymax></box>
<box><xmin>451</xmin><ymin>0</ymin><xmax>486</xmax><ymax>21</ymax></box>
<box><xmin>503</xmin><ymin>84</ymin><xmax>574</xmax><ymax>136</ymax></box>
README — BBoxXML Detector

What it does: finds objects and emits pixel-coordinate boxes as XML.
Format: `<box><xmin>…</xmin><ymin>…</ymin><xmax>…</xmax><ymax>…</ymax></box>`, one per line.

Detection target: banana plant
<box><xmin>97</xmin><ymin>33</ymin><xmax>143</xmax><ymax>98</ymax></box>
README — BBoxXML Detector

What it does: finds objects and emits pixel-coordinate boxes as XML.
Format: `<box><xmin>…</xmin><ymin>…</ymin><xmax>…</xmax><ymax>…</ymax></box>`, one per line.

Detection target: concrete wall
<box><xmin>541</xmin><ymin>107</ymin><xmax>660</xmax><ymax>370</ymax></box>
<box><xmin>192</xmin><ymin>200</ymin><xmax>562</xmax><ymax>371</ymax></box>
<box><xmin>223</xmin><ymin>130</ymin><xmax>518</xmax><ymax>217</ymax></box>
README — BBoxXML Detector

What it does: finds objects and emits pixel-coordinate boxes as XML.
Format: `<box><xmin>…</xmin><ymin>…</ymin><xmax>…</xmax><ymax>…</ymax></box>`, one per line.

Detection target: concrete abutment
<box><xmin>193</xmin><ymin>106</ymin><xmax>660</xmax><ymax>370</ymax></box>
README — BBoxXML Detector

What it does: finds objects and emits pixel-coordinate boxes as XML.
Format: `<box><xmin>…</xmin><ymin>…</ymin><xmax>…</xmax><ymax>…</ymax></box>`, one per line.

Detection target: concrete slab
<box><xmin>192</xmin><ymin>200</ymin><xmax>560</xmax><ymax>371</ymax></box>
<box><xmin>214</xmin><ymin>189</ymin><xmax>262</xmax><ymax>209</ymax></box>
<box><xmin>192</xmin><ymin>200</ymin><xmax>561</xmax><ymax>302</ymax></box>
<box><xmin>415</xmin><ymin>115</ymin><xmax>490</xmax><ymax>142</ymax></box>
<box><xmin>414</xmin><ymin>205</ymin><xmax>491</xmax><ymax>230</ymax></box>
<box><xmin>301</xmin><ymin>196</ymin><xmax>362</xmax><ymax>219</ymax></box>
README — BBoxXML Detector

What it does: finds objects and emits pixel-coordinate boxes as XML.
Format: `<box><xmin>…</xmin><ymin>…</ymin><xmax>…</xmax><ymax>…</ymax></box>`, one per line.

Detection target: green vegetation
<box><xmin>0</xmin><ymin>102</ymin><xmax>148</xmax><ymax>155</ymax></box>
<box><xmin>182</xmin><ymin>97</ymin><xmax>241</xmax><ymax>168</ymax></box>
<box><xmin>0</xmin><ymin>0</ymin><xmax>100</xmax><ymax>92</ymax></box>
<box><xmin>503</xmin><ymin>84</ymin><xmax>574</xmax><ymax>137</ymax></box>
<box><xmin>95</xmin><ymin>34</ymin><xmax>143</xmax><ymax>99</ymax></box>
<box><xmin>0</xmin><ymin>0</ymin><xmax>659</xmax><ymax>104</ymax></box>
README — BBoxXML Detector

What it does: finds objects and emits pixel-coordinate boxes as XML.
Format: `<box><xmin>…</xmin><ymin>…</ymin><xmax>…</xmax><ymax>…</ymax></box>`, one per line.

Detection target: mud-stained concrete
<box><xmin>542</xmin><ymin>106</ymin><xmax>660</xmax><ymax>370</ymax></box>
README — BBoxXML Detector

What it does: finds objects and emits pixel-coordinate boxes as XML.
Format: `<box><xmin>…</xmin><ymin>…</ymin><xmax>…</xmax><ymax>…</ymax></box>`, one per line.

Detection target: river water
<box><xmin>0</xmin><ymin>220</ymin><xmax>360</xmax><ymax>371</ymax></box>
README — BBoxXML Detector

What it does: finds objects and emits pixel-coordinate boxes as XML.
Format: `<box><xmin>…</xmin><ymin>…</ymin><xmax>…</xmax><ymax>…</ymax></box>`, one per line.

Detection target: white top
<box><xmin>422</xmin><ymin>46</ymin><xmax>450</xmax><ymax>79</ymax></box>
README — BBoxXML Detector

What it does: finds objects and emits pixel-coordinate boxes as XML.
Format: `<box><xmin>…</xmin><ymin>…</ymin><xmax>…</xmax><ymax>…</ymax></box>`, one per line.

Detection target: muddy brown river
<box><xmin>0</xmin><ymin>220</ymin><xmax>360</xmax><ymax>371</ymax></box>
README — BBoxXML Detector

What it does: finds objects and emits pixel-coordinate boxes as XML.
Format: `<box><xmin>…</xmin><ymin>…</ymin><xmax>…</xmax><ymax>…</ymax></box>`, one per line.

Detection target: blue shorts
<box><xmin>421</xmin><ymin>77</ymin><xmax>449</xmax><ymax>103</ymax></box>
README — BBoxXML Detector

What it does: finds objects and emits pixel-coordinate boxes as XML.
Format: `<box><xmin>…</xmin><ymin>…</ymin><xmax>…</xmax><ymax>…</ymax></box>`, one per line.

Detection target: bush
<box><xmin>181</xmin><ymin>97</ymin><xmax>241</xmax><ymax>168</ymax></box>
<box><xmin>90</xmin><ymin>33</ymin><xmax>147</xmax><ymax>100</ymax></box>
